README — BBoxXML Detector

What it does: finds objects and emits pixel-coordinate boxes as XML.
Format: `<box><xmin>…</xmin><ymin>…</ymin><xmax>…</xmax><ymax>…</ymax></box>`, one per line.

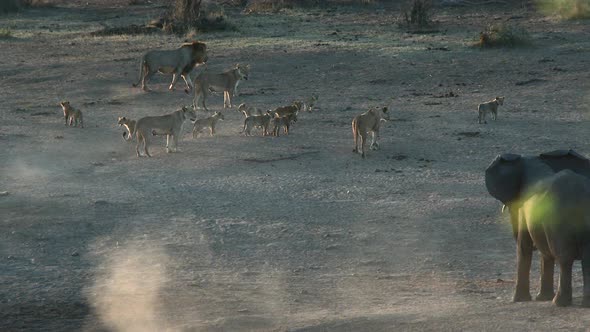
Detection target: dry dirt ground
<box><xmin>1</xmin><ymin>1</ymin><xmax>590</xmax><ymax>331</ymax></box>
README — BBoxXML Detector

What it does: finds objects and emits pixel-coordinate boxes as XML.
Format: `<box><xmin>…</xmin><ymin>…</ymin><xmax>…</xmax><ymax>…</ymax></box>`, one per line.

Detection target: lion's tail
<box><xmin>122</xmin><ymin>131</ymin><xmax>133</xmax><ymax>141</ymax></box>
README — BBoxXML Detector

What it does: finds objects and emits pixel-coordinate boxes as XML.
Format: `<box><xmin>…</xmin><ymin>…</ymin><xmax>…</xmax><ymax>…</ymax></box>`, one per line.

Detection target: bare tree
<box><xmin>173</xmin><ymin>0</ymin><xmax>203</xmax><ymax>23</ymax></box>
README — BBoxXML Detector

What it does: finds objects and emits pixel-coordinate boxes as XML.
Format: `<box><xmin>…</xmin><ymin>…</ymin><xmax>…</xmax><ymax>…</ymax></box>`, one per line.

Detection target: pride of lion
<box><xmin>53</xmin><ymin>40</ymin><xmax>508</xmax><ymax>159</ymax></box>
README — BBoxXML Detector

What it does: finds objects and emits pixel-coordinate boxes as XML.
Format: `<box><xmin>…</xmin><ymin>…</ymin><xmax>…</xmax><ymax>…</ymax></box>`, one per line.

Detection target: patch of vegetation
<box><xmin>91</xmin><ymin>0</ymin><xmax>233</xmax><ymax>36</ymax></box>
<box><xmin>477</xmin><ymin>23</ymin><xmax>531</xmax><ymax>48</ymax></box>
<box><xmin>90</xmin><ymin>24</ymin><xmax>162</xmax><ymax>36</ymax></box>
<box><xmin>243</xmin><ymin>0</ymin><xmax>377</xmax><ymax>13</ymax></box>
<box><xmin>166</xmin><ymin>0</ymin><xmax>233</xmax><ymax>34</ymax></box>
<box><xmin>537</xmin><ymin>0</ymin><xmax>590</xmax><ymax>19</ymax></box>
<box><xmin>0</xmin><ymin>0</ymin><xmax>20</xmax><ymax>13</ymax></box>
<box><xmin>20</xmin><ymin>0</ymin><xmax>55</xmax><ymax>8</ymax></box>
<box><xmin>1</xmin><ymin>0</ymin><xmax>54</xmax><ymax>14</ymax></box>
<box><xmin>399</xmin><ymin>0</ymin><xmax>437</xmax><ymax>33</ymax></box>
<box><xmin>0</xmin><ymin>28</ymin><xmax>13</xmax><ymax>38</ymax></box>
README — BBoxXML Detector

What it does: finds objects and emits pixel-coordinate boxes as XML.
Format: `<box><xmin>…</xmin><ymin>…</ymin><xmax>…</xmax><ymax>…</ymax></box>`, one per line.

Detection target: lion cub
<box><xmin>192</xmin><ymin>111</ymin><xmax>224</xmax><ymax>138</ymax></box>
<box><xmin>60</xmin><ymin>101</ymin><xmax>83</xmax><ymax>128</ymax></box>
<box><xmin>271</xmin><ymin>112</ymin><xmax>298</xmax><ymax>137</ymax></box>
<box><xmin>304</xmin><ymin>94</ymin><xmax>319</xmax><ymax>112</ymax></box>
<box><xmin>478</xmin><ymin>96</ymin><xmax>504</xmax><ymax>124</ymax></box>
<box><xmin>118</xmin><ymin>117</ymin><xmax>136</xmax><ymax>141</ymax></box>
<box><xmin>271</xmin><ymin>101</ymin><xmax>304</xmax><ymax>118</ymax></box>
<box><xmin>237</xmin><ymin>103</ymin><xmax>263</xmax><ymax>117</ymax></box>
<box><xmin>243</xmin><ymin>111</ymin><xmax>272</xmax><ymax>136</ymax></box>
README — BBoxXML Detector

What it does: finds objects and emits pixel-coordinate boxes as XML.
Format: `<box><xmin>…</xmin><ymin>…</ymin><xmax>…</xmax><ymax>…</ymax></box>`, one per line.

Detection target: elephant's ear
<box><xmin>539</xmin><ymin>149</ymin><xmax>590</xmax><ymax>177</ymax></box>
<box><xmin>485</xmin><ymin>154</ymin><xmax>523</xmax><ymax>205</ymax></box>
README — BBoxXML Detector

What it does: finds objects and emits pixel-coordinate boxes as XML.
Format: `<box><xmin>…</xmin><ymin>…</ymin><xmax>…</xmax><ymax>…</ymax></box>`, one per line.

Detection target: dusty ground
<box><xmin>1</xmin><ymin>1</ymin><xmax>590</xmax><ymax>331</ymax></box>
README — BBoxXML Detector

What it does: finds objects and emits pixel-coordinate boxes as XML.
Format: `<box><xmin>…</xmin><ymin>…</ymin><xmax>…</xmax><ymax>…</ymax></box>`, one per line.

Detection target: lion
<box><xmin>193</xmin><ymin>64</ymin><xmax>250</xmax><ymax>111</ymax></box>
<box><xmin>118</xmin><ymin>116</ymin><xmax>136</xmax><ymax>141</ymax></box>
<box><xmin>478</xmin><ymin>96</ymin><xmax>504</xmax><ymax>124</ymax></box>
<box><xmin>59</xmin><ymin>101</ymin><xmax>83</xmax><ymax>128</ymax></box>
<box><xmin>132</xmin><ymin>41</ymin><xmax>208</xmax><ymax>92</ymax></box>
<box><xmin>243</xmin><ymin>111</ymin><xmax>272</xmax><ymax>136</ymax></box>
<box><xmin>237</xmin><ymin>103</ymin><xmax>262</xmax><ymax>117</ymax></box>
<box><xmin>352</xmin><ymin>106</ymin><xmax>390</xmax><ymax>158</ymax></box>
<box><xmin>134</xmin><ymin>106</ymin><xmax>196</xmax><ymax>157</ymax></box>
<box><xmin>271</xmin><ymin>112</ymin><xmax>298</xmax><ymax>137</ymax></box>
<box><xmin>192</xmin><ymin>111</ymin><xmax>224</xmax><ymax>138</ymax></box>
<box><xmin>271</xmin><ymin>101</ymin><xmax>304</xmax><ymax>118</ymax></box>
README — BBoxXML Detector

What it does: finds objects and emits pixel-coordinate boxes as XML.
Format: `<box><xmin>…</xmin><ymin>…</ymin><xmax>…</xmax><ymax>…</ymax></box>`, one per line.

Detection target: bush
<box><xmin>1</xmin><ymin>0</ymin><xmax>54</xmax><ymax>13</ymax></box>
<box><xmin>0</xmin><ymin>28</ymin><xmax>13</xmax><ymax>38</ymax></box>
<box><xmin>243</xmin><ymin>0</ymin><xmax>377</xmax><ymax>13</ymax></box>
<box><xmin>166</xmin><ymin>0</ymin><xmax>232</xmax><ymax>34</ymax></box>
<box><xmin>477</xmin><ymin>24</ymin><xmax>531</xmax><ymax>48</ymax></box>
<box><xmin>403</xmin><ymin>0</ymin><xmax>432</xmax><ymax>27</ymax></box>
<box><xmin>537</xmin><ymin>0</ymin><xmax>590</xmax><ymax>19</ymax></box>
<box><xmin>0</xmin><ymin>0</ymin><xmax>20</xmax><ymax>13</ymax></box>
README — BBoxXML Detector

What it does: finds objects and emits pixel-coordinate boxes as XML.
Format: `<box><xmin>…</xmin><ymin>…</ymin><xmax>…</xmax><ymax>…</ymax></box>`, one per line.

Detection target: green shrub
<box><xmin>537</xmin><ymin>0</ymin><xmax>590</xmax><ymax>19</ymax></box>
<box><xmin>0</xmin><ymin>28</ymin><xmax>13</xmax><ymax>38</ymax></box>
<box><xmin>0</xmin><ymin>0</ymin><xmax>20</xmax><ymax>14</ymax></box>
<box><xmin>477</xmin><ymin>24</ymin><xmax>531</xmax><ymax>48</ymax></box>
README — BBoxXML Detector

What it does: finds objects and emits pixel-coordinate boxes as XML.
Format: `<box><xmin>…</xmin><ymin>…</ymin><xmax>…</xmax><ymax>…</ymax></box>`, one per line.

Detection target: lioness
<box><xmin>192</xmin><ymin>111</ymin><xmax>224</xmax><ymax>138</ymax></box>
<box><xmin>60</xmin><ymin>101</ymin><xmax>83</xmax><ymax>128</ymax></box>
<box><xmin>134</xmin><ymin>106</ymin><xmax>196</xmax><ymax>157</ymax></box>
<box><xmin>132</xmin><ymin>41</ymin><xmax>208</xmax><ymax>92</ymax></box>
<box><xmin>271</xmin><ymin>112</ymin><xmax>298</xmax><ymax>137</ymax></box>
<box><xmin>478</xmin><ymin>96</ymin><xmax>504</xmax><ymax>124</ymax></box>
<box><xmin>237</xmin><ymin>103</ymin><xmax>262</xmax><ymax>117</ymax></box>
<box><xmin>352</xmin><ymin>106</ymin><xmax>390</xmax><ymax>158</ymax></box>
<box><xmin>193</xmin><ymin>64</ymin><xmax>250</xmax><ymax>111</ymax></box>
<box><xmin>243</xmin><ymin>111</ymin><xmax>272</xmax><ymax>136</ymax></box>
<box><xmin>271</xmin><ymin>101</ymin><xmax>304</xmax><ymax>118</ymax></box>
<box><xmin>118</xmin><ymin>116</ymin><xmax>136</xmax><ymax>141</ymax></box>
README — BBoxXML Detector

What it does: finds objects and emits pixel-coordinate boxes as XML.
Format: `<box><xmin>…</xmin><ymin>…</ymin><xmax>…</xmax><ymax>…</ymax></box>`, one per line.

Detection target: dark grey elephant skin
<box><xmin>485</xmin><ymin>149</ymin><xmax>590</xmax><ymax>306</ymax></box>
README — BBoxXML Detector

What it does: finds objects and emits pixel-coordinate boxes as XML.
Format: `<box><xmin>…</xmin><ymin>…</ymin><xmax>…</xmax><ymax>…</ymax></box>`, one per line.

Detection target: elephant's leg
<box><xmin>536</xmin><ymin>255</ymin><xmax>555</xmax><ymax>301</ymax></box>
<box><xmin>514</xmin><ymin>228</ymin><xmax>534</xmax><ymax>302</ymax></box>
<box><xmin>581</xmin><ymin>245</ymin><xmax>590</xmax><ymax>307</ymax></box>
<box><xmin>553</xmin><ymin>259</ymin><xmax>574</xmax><ymax>307</ymax></box>
<box><xmin>166</xmin><ymin>134</ymin><xmax>171</xmax><ymax>153</ymax></box>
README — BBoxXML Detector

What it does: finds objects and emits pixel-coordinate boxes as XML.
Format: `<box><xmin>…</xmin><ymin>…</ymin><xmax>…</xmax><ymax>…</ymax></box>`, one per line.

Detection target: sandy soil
<box><xmin>1</xmin><ymin>1</ymin><xmax>590</xmax><ymax>331</ymax></box>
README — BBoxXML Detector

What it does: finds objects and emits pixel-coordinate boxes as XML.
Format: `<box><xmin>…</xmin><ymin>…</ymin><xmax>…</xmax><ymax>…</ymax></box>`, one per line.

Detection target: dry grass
<box><xmin>244</xmin><ymin>0</ymin><xmax>377</xmax><ymax>13</ymax></box>
<box><xmin>477</xmin><ymin>23</ymin><xmax>531</xmax><ymax>48</ymax></box>
<box><xmin>0</xmin><ymin>28</ymin><xmax>13</xmax><ymax>38</ymax></box>
<box><xmin>537</xmin><ymin>0</ymin><xmax>590</xmax><ymax>19</ymax></box>
<box><xmin>0</xmin><ymin>0</ymin><xmax>21</xmax><ymax>13</ymax></box>
<box><xmin>1</xmin><ymin>0</ymin><xmax>54</xmax><ymax>14</ymax></box>
<box><xmin>398</xmin><ymin>0</ymin><xmax>437</xmax><ymax>32</ymax></box>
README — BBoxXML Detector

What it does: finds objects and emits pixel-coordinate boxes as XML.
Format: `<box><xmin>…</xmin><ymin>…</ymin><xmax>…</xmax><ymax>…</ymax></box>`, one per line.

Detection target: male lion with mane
<box><xmin>132</xmin><ymin>41</ymin><xmax>208</xmax><ymax>92</ymax></box>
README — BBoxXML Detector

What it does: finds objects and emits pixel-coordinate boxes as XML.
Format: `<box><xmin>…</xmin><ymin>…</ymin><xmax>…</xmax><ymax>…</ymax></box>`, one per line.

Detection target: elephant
<box><xmin>485</xmin><ymin>149</ymin><xmax>590</xmax><ymax>306</ymax></box>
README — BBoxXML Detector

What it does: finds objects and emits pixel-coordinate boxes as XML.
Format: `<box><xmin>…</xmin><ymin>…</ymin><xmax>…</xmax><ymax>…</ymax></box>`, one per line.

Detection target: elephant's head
<box><xmin>485</xmin><ymin>153</ymin><xmax>525</xmax><ymax>206</ymax></box>
<box><xmin>486</xmin><ymin>150</ymin><xmax>590</xmax><ymax>240</ymax></box>
<box><xmin>485</xmin><ymin>150</ymin><xmax>590</xmax><ymax>206</ymax></box>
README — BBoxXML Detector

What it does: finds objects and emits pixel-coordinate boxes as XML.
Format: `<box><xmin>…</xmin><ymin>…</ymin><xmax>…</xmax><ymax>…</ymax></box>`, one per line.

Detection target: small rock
<box><xmin>0</xmin><ymin>191</ymin><xmax>9</xmax><ymax>196</ymax></box>
<box><xmin>71</xmin><ymin>251</ymin><xmax>79</xmax><ymax>257</ymax></box>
